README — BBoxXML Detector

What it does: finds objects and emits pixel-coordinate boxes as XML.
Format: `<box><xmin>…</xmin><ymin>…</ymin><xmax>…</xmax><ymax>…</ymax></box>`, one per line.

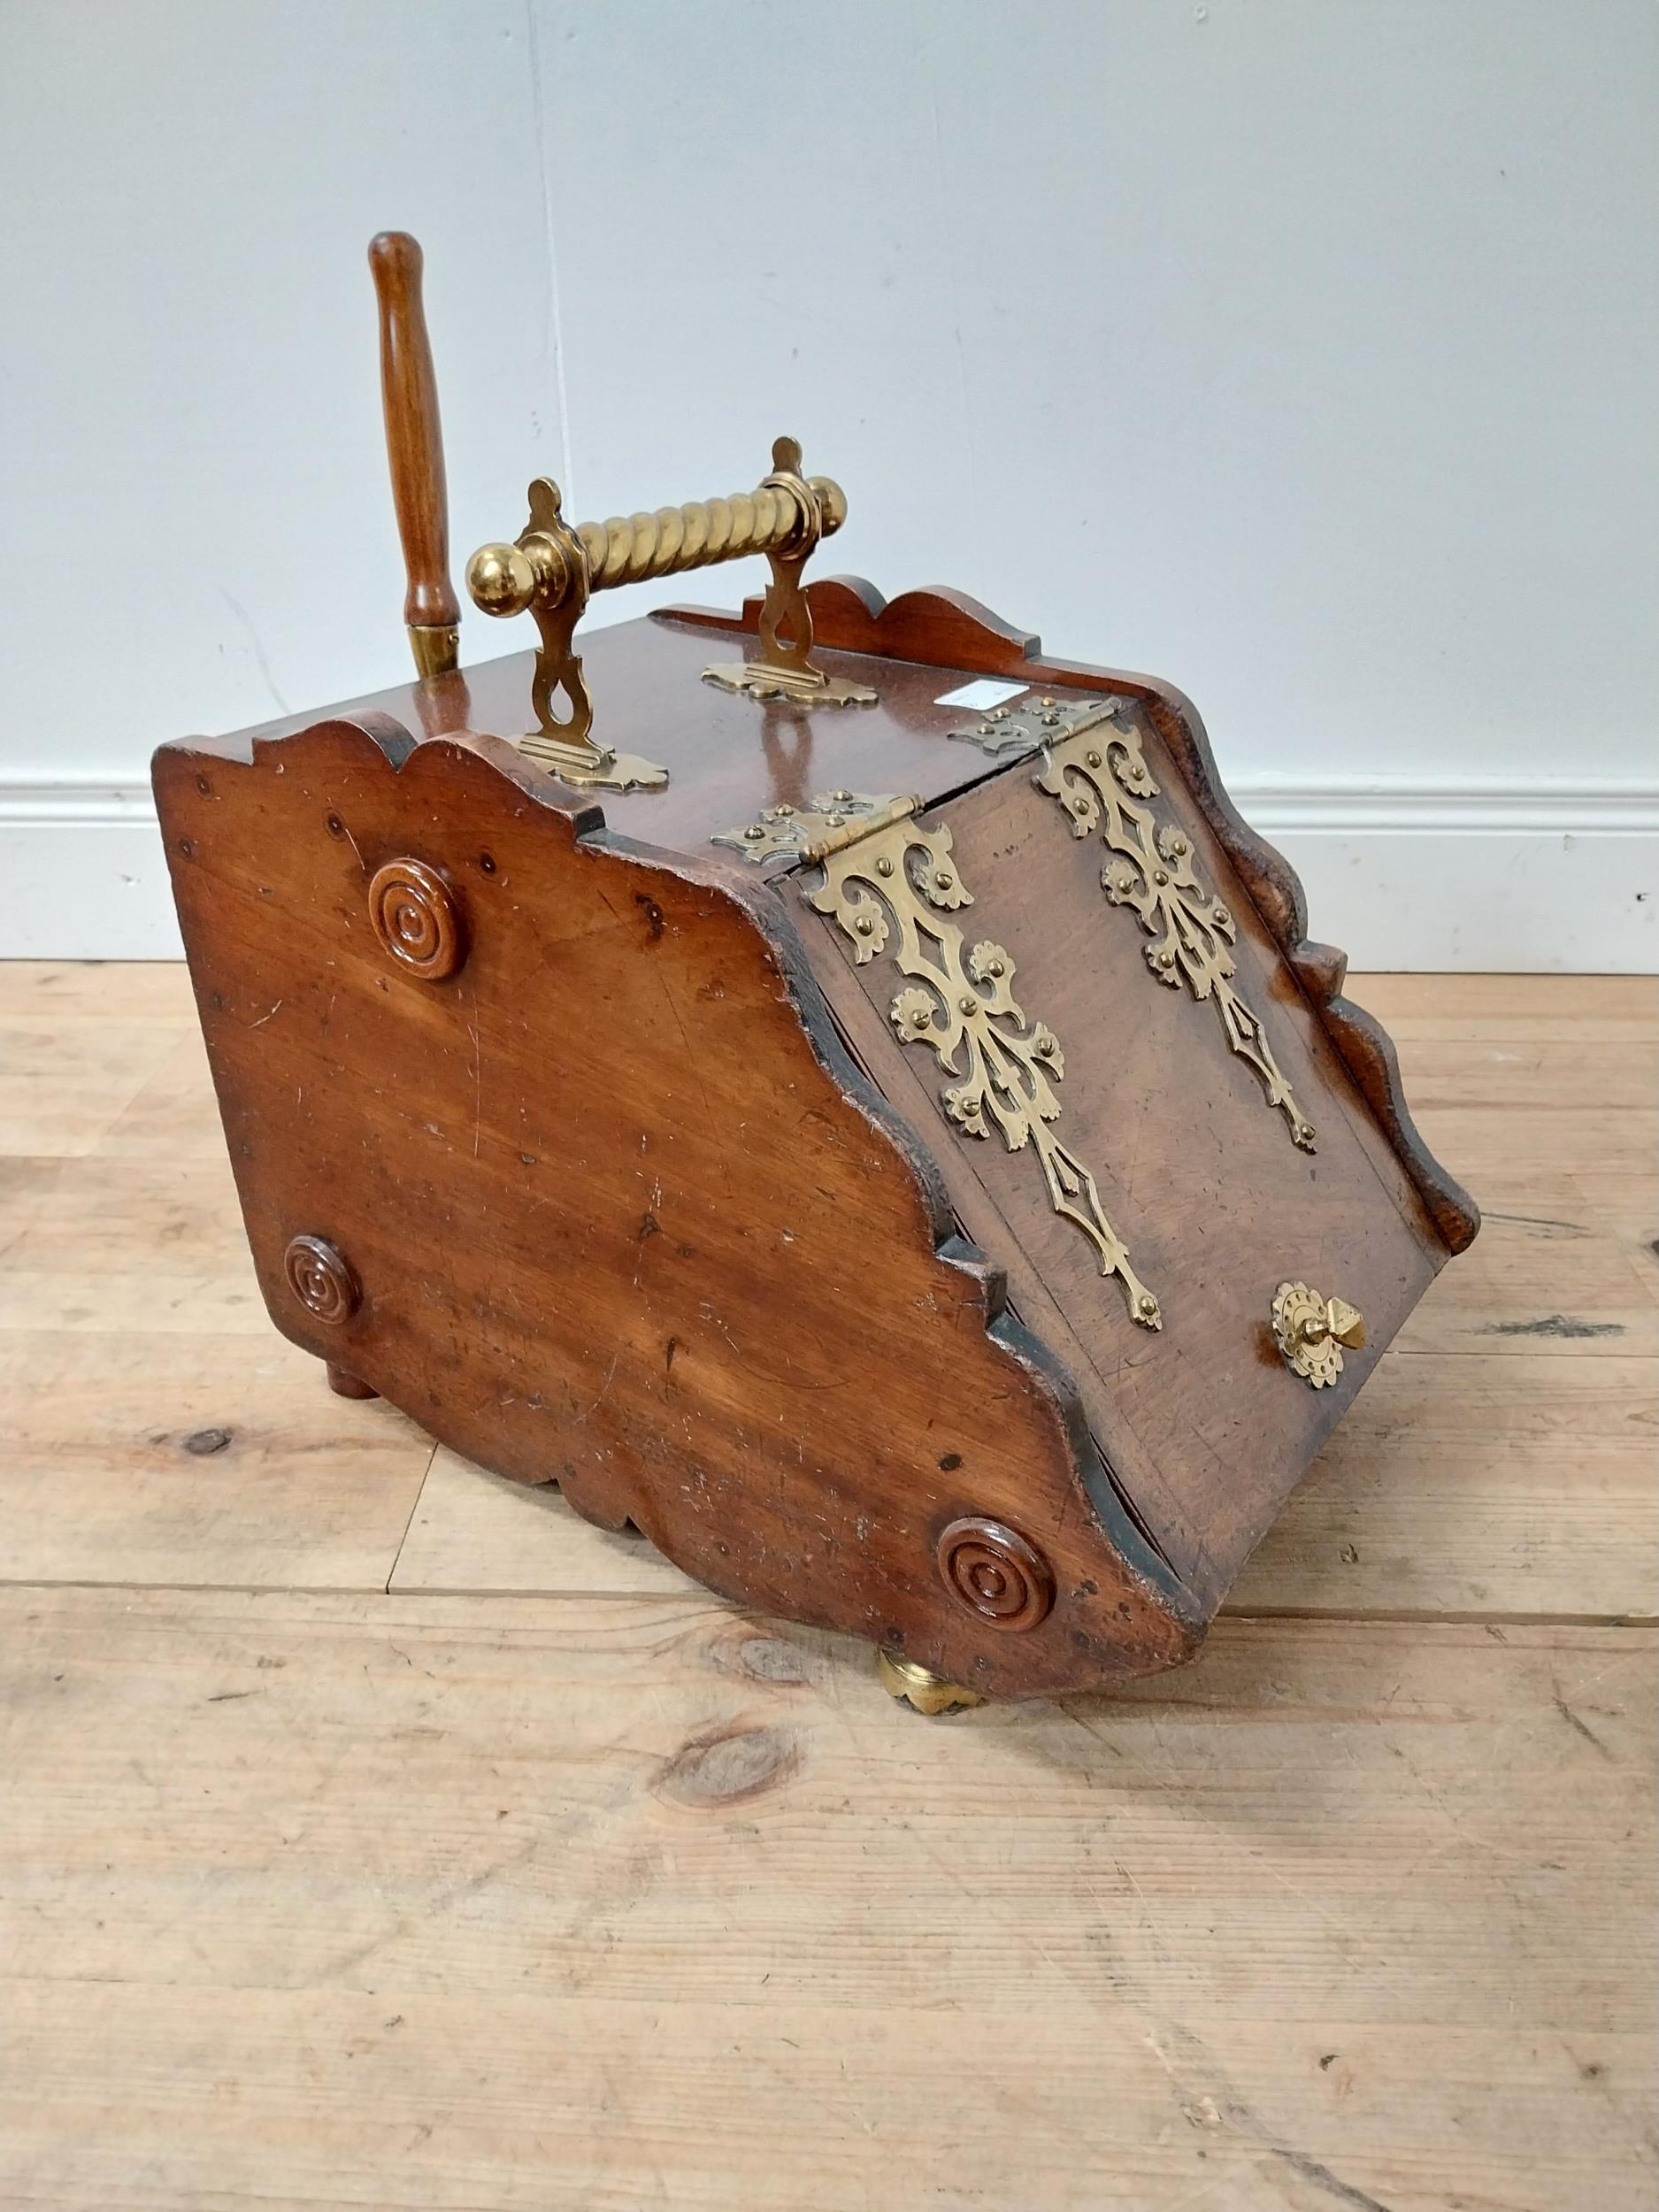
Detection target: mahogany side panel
<box><xmin>151</xmin><ymin>717</ymin><xmax>1199</xmax><ymax>1698</ymax></box>
<box><xmin>660</xmin><ymin>579</ymin><xmax>1479</xmax><ymax>1256</ymax></box>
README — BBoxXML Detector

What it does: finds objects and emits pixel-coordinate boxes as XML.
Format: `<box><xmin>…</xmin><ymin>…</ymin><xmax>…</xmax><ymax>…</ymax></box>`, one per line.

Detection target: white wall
<box><xmin>3</xmin><ymin>0</ymin><xmax>1655</xmax><ymax>966</ymax></box>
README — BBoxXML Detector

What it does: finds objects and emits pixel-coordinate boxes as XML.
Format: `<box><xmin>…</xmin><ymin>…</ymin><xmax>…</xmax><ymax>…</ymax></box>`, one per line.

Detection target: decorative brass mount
<box><xmin>465</xmin><ymin>438</ymin><xmax>872</xmax><ymax>792</ymax></box>
<box><xmin>1271</xmin><ymin>1280</ymin><xmax>1366</xmax><ymax>1388</ymax></box>
<box><xmin>810</xmin><ymin>812</ymin><xmax>1161</xmax><ymax>1330</ymax></box>
<box><xmin>1037</xmin><ymin>707</ymin><xmax>1318</xmax><ymax>1152</ymax></box>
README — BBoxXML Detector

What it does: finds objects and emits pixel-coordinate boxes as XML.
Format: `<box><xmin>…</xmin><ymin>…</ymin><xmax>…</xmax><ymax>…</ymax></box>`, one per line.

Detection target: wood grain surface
<box><xmin>151</xmin><ymin>719</ymin><xmax>1194</xmax><ymax>1695</ymax></box>
<box><xmin>0</xmin><ymin>961</ymin><xmax>1652</xmax><ymax>2211</ymax></box>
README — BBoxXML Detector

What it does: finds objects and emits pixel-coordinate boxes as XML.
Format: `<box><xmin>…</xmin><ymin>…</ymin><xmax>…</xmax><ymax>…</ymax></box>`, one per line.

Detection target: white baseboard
<box><xmin>1</xmin><ymin>784</ymin><xmax>187</xmax><ymax>961</ymax></box>
<box><xmin>1</xmin><ymin>776</ymin><xmax>1655</xmax><ymax>971</ymax></box>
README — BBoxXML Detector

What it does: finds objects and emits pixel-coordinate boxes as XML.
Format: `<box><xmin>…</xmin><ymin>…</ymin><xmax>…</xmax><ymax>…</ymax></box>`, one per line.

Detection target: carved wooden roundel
<box><xmin>282</xmin><ymin>1234</ymin><xmax>360</xmax><ymax>1326</ymax></box>
<box><xmin>935</xmin><ymin>1516</ymin><xmax>1055</xmax><ymax>1632</ymax></box>
<box><xmin>367</xmin><ymin>856</ymin><xmax>464</xmax><ymax>980</ymax></box>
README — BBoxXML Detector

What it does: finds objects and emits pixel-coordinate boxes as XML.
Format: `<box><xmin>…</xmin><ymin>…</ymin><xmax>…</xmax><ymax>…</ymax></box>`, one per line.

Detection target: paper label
<box><xmin>933</xmin><ymin>678</ymin><xmax>1029</xmax><ymax>711</ymax></box>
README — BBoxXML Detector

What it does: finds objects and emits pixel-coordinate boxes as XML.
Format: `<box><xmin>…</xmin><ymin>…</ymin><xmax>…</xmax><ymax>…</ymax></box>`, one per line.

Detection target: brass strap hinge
<box><xmin>810</xmin><ymin>811</ymin><xmax>1161</xmax><ymax>1329</ymax></box>
<box><xmin>710</xmin><ymin>790</ymin><xmax>921</xmax><ymax>867</ymax></box>
<box><xmin>945</xmin><ymin>691</ymin><xmax>1122</xmax><ymax>760</ymax></box>
<box><xmin>713</xmin><ymin>786</ymin><xmax>1161</xmax><ymax>1329</ymax></box>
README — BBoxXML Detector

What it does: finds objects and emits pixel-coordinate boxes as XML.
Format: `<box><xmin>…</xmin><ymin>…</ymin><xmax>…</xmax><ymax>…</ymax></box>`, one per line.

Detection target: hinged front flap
<box><xmin>792</xmin><ymin>699</ymin><xmax>1447</xmax><ymax>1612</ymax></box>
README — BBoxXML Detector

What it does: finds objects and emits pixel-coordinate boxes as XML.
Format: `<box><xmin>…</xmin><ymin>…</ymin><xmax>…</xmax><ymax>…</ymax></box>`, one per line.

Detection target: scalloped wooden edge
<box><xmin>656</xmin><ymin>579</ymin><xmax>1480</xmax><ymax>1256</ymax></box>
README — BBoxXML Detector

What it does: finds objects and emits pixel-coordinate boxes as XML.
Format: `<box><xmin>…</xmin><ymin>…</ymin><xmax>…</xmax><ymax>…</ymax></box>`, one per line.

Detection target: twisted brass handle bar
<box><xmin>583</xmin><ymin>477</ymin><xmax>845</xmax><ymax>592</ymax></box>
<box><xmin>467</xmin><ymin>460</ymin><xmax>846</xmax><ymax>620</ymax></box>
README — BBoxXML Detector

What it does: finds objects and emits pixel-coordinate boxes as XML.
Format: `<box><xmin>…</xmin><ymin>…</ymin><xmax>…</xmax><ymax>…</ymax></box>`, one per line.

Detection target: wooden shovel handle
<box><xmin>368</xmin><ymin>231</ymin><xmax>460</xmax><ymax>660</ymax></box>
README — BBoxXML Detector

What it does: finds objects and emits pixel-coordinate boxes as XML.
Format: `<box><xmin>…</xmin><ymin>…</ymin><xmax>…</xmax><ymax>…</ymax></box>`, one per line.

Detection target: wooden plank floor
<box><xmin>0</xmin><ymin>962</ymin><xmax>1653</xmax><ymax>2212</ymax></box>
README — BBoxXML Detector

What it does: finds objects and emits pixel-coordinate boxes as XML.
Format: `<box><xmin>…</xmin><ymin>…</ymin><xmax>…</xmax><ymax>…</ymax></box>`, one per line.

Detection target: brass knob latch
<box><xmin>1271</xmin><ymin>1280</ymin><xmax>1366</xmax><ymax>1389</ymax></box>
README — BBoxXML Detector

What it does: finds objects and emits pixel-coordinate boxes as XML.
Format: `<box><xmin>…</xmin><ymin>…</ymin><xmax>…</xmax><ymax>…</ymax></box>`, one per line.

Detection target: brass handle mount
<box><xmin>1271</xmin><ymin>1281</ymin><xmax>1366</xmax><ymax>1388</ymax></box>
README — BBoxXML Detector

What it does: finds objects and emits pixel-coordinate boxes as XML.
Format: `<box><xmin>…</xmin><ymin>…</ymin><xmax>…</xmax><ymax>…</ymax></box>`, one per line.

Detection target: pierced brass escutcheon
<box><xmin>1272</xmin><ymin>1280</ymin><xmax>1366</xmax><ymax>1388</ymax></box>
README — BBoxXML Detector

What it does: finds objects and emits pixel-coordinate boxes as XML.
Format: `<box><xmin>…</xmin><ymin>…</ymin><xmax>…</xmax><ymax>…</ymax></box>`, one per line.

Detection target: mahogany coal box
<box><xmin>153</xmin><ymin>579</ymin><xmax>1477</xmax><ymax>1707</ymax></box>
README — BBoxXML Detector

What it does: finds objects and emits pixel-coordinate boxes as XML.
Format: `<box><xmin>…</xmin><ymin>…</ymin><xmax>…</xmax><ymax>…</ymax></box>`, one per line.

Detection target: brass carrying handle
<box><xmin>368</xmin><ymin>231</ymin><xmax>460</xmax><ymax>678</ymax></box>
<box><xmin>465</xmin><ymin>456</ymin><xmax>847</xmax><ymax>622</ymax></box>
<box><xmin>462</xmin><ymin>438</ymin><xmax>868</xmax><ymax>783</ymax></box>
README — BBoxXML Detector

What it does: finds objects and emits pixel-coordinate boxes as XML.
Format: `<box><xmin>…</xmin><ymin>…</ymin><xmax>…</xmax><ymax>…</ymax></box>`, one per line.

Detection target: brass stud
<box><xmin>1086</xmin><ymin>749</ymin><xmax>1102</xmax><ymax>768</ymax></box>
<box><xmin>855</xmin><ymin>915</ymin><xmax>874</xmax><ymax>936</ymax></box>
<box><xmin>876</xmin><ymin>856</ymin><xmax>895</xmax><ymax>877</ymax></box>
<box><xmin>934</xmin><ymin>869</ymin><xmax>955</xmax><ymax>889</ymax></box>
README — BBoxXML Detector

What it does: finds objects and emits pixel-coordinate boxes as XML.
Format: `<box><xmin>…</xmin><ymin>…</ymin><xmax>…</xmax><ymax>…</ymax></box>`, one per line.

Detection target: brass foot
<box><xmin>877</xmin><ymin>1648</ymin><xmax>982</xmax><ymax>1716</ymax></box>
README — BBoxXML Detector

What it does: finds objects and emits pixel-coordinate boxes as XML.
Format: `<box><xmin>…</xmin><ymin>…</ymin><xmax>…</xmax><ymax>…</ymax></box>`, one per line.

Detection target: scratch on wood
<box><xmin>1554</xmin><ymin>1690</ymin><xmax>1616</xmax><ymax>1759</ymax></box>
<box><xmin>1483</xmin><ymin>1313</ymin><xmax>1624</xmax><ymax>1340</ymax></box>
<box><xmin>1270</xmin><ymin>2147</ymin><xmax>1395</xmax><ymax>2212</ymax></box>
